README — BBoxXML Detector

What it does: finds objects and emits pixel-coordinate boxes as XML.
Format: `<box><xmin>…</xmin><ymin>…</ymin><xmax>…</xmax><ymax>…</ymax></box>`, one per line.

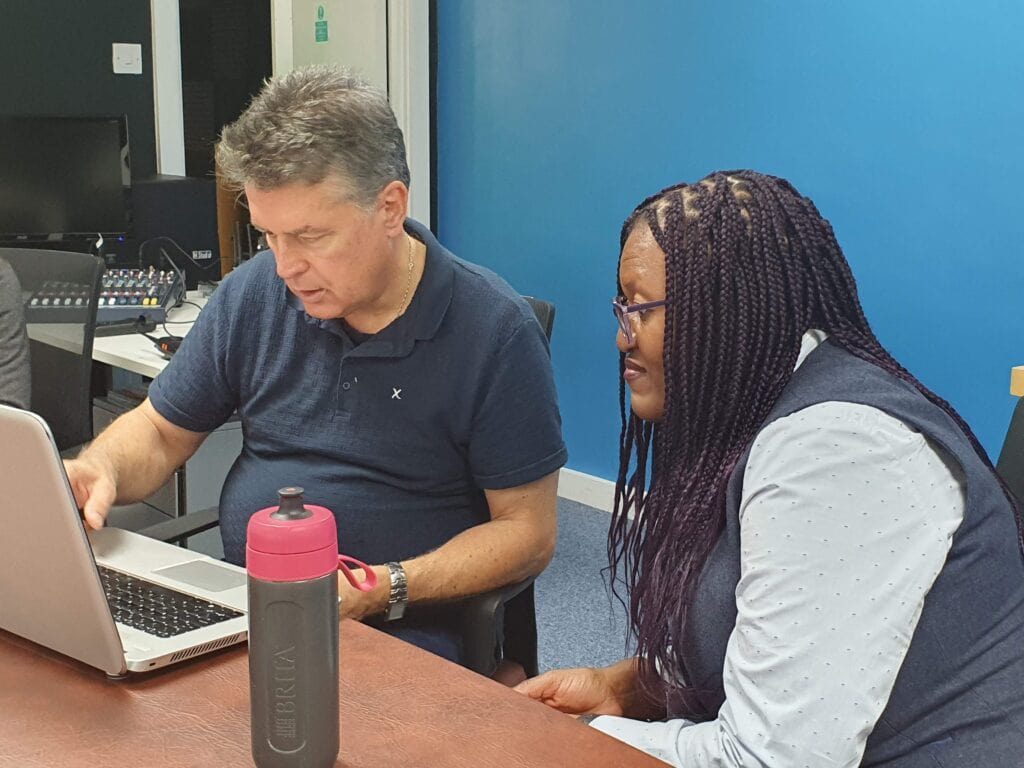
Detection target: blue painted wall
<box><xmin>435</xmin><ymin>1</ymin><xmax>1022</xmax><ymax>481</ymax></box>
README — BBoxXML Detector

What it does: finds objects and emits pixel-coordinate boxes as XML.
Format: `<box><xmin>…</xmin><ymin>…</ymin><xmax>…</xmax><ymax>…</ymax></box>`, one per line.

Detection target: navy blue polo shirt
<box><xmin>149</xmin><ymin>220</ymin><xmax>567</xmax><ymax>567</ymax></box>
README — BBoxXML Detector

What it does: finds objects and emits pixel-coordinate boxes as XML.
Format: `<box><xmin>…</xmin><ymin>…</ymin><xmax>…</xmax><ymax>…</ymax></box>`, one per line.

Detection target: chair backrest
<box><xmin>522</xmin><ymin>296</ymin><xmax>555</xmax><ymax>341</ymax></box>
<box><xmin>997</xmin><ymin>397</ymin><xmax>1024</xmax><ymax>506</ymax></box>
<box><xmin>503</xmin><ymin>296</ymin><xmax>556</xmax><ymax>677</ymax></box>
<box><xmin>0</xmin><ymin>257</ymin><xmax>31</xmax><ymax>410</ymax></box>
<box><xmin>0</xmin><ymin>248</ymin><xmax>104</xmax><ymax>452</ymax></box>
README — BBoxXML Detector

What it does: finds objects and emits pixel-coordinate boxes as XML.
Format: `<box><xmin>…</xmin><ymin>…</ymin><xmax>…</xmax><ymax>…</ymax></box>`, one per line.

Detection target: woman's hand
<box><xmin>514</xmin><ymin>658</ymin><xmax>650</xmax><ymax>718</ymax></box>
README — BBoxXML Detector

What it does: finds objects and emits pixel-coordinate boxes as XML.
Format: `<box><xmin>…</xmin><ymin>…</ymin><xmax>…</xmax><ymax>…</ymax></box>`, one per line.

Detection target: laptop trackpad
<box><xmin>153</xmin><ymin>560</ymin><xmax>247</xmax><ymax>592</ymax></box>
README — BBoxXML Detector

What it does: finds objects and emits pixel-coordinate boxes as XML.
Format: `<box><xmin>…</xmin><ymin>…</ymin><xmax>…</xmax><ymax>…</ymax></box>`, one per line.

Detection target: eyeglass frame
<box><xmin>612</xmin><ymin>296</ymin><xmax>667</xmax><ymax>344</ymax></box>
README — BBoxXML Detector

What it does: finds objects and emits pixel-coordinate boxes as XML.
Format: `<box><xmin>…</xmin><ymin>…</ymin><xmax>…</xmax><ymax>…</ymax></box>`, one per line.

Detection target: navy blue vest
<box><xmin>674</xmin><ymin>341</ymin><xmax>1024</xmax><ymax>765</ymax></box>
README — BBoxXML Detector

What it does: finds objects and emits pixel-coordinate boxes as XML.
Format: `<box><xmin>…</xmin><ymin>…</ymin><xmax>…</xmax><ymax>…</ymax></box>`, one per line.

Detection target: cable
<box><xmin>132</xmin><ymin>318</ymin><xmax>166</xmax><ymax>344</ymax></box>
<box><xmin>156</xmin><ymin>247</ymin><xmax>188</xmax><ymax>308</ymax></box>
<box><xmin>137</xmin><ymin>237</ymin><xmax>212</xmax><ymax>312</ymax></box>
<box><xmin>134</xmin><ymin>241</ymin><xmax>188</xmax><ymax>307</ymax></box>
<box><xmin>161</xmin><ymin>300</ymin><xmax>203</xmax><ymax>329</ymax></box>
<box><xmin>132</xmin><ymin>316</ymin><xmax>182</xmax><ymax>359</ymax></box>
<box><xmin>160</xmin><ymin>318</ymin><xmax>193</xmax><ymax>334</ymax></box>
<box><xmin>138</xmin><ymin>236</ymin><xmax>220</xmax><ymax>273</ymax></box>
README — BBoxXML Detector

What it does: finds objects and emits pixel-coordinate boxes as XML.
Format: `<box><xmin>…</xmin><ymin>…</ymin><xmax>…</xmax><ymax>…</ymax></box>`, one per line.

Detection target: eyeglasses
<box><xmin>612</xmin><ymin>296</ymin><xmax>667</xmax><ymax>344</ymax></box>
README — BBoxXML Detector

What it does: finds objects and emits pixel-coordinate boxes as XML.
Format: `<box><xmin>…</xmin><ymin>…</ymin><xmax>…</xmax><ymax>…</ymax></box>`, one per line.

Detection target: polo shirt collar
<box><xmin>284</xmin><ymin>218</ymin><xmax>454</xmax><ymax>359</ymax></box>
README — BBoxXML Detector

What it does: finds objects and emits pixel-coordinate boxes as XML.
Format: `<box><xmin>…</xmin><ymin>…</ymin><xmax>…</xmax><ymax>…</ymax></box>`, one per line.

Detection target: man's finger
<box><xmin>63</xmin><ymin>462</ymin><xmax>90</xmax><ymax>508</ymax></box>
<box><xmin>82</xmin><ymin>479</ymin><xmax>115</xmax><ymax>530</ymax></box>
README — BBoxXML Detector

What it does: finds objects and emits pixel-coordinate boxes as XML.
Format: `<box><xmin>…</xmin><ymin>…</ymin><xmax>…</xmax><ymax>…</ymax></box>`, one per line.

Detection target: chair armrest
<box><xmin>458</xmin><ymin>577</ymin><xmax>536</xmax><ymax>676</ymax></box>
<box><xmin>58</xmin><ymin>443</ymin><xmax>87</xmax><ymax>460</ymax></box>
<box><xmin>136</xmin><ymin>507</ymin><xmax>220</xmax><ymax>544</ymax></box>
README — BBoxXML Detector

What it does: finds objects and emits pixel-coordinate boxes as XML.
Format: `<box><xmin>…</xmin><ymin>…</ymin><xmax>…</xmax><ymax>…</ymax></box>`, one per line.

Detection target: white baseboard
<box><xmin>557</xmin><ymin>468</ymin><xmax>616</xmax><ymax>513</ymax></box>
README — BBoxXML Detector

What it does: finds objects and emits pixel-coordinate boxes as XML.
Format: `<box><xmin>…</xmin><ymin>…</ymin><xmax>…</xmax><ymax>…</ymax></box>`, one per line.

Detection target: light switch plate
<box><xmin>112</xmin><ymin>43</ymin><xmax>143</xmax><ymax>75</ymax></box>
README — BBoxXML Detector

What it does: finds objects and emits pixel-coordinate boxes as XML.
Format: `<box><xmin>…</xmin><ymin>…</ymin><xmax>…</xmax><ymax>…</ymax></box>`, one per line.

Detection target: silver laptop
<box><xmin>0</xmin><ymin>404</ymin><xmax>248</xmax><ymax>677</ymax></box>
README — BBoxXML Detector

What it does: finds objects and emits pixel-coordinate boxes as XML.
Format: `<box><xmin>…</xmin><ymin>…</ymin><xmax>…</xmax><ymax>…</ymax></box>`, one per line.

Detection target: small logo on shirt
<box><xmin>391</xmin><ymin>388</ymin><xmax>402</xmax><ymax>400</ymax></box>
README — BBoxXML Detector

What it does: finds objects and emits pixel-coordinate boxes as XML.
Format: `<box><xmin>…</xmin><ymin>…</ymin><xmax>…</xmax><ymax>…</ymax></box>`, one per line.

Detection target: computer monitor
<box><xmin>0</xmin><ymin>115</ymin><xmax>131</xmax><ymax>240</ymax></box>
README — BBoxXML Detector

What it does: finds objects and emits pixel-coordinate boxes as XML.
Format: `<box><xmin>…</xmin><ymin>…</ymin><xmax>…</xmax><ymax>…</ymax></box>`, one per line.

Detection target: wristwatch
<box><xmin>384</xmin><ymin>561</ymin><xmax>408</xmax><ymax>622</ymax></box>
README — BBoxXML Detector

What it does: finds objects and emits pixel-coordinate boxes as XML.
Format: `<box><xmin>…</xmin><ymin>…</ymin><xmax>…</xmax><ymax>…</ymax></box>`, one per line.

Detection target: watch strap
<box><xmin>384</xmin><ymin>561</ymin><xmax>408</xmax><ymax>622</ymax></box>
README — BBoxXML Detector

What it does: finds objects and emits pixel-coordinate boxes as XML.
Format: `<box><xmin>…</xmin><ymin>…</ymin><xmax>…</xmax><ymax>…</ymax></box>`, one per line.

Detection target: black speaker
<box><xmin>131</xmin><ymin>174</ymin><xmax>220</xmax><ymax>289</ymax></box>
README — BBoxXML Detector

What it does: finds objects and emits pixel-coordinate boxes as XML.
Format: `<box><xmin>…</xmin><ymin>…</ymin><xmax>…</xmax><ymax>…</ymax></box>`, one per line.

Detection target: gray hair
<box><xmin>216</xmin><ymin>65</ymin><xmax>410</xmax><ymax>207</ymax></box>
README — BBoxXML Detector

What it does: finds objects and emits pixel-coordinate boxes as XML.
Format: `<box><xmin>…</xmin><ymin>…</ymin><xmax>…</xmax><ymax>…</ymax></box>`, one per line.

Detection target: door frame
<box><xmin>150</xmin><ymin>0</ymin><xmax>431</xmax><ymax>225</ymax></box>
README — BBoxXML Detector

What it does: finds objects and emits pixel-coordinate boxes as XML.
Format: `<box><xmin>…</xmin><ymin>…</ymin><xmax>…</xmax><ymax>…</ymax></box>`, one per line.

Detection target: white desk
<box><xmin>91</xmin><ymin>293</ymin><xmax>206</xmax><ymax>377</ymax></box>
<box><xmin>27</xmin><ymin>292</ymin><xmax>206</xmax><ymax>378</ymax></box>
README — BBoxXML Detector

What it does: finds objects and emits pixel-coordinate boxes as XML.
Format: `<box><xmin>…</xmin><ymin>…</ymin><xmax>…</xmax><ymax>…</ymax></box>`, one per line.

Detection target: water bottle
<box><xmin>246</xmin><ymin>487</ymin><xmax>376</xmax><ymax>768</ymax></box>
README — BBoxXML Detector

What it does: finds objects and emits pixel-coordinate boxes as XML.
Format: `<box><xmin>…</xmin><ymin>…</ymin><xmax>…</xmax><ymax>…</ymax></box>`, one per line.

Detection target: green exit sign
<box><xmin>315</xmin><ymin>4</ymin><xmax>328</xmax><ymax>42</ymax></box>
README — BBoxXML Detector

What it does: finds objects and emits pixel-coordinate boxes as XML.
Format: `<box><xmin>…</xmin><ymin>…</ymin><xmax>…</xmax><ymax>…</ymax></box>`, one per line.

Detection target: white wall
<box><xmin>278</xmin><ymin>0</ymin><xmax>387</xmax><ymax>90</ymax></box>
<box><xmin>272</xmin><ymin>0</ymin><xmax>431</xmax><ymax>224</ymax></box>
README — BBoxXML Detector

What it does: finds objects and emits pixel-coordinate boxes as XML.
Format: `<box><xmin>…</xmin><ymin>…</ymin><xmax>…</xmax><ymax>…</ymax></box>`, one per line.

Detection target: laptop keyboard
<box><xmin>99</xmin><ymin>566</ymin><xmax>243</xmax><ymax>638</ymax></box>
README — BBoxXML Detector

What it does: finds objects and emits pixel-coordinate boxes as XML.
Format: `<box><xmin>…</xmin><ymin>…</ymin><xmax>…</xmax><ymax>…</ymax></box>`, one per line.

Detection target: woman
<box><xmin>517</xmin><ymin>171</ymin><xmax>1024</xmax><ymax>765</ymax></box>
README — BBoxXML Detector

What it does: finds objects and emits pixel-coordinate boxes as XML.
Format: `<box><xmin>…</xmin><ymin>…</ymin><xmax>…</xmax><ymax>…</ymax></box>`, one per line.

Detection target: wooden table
<box><xmin>0</xmin><ymin>620</ymin><xmax>663</xmax><ymax>768</ymax></box>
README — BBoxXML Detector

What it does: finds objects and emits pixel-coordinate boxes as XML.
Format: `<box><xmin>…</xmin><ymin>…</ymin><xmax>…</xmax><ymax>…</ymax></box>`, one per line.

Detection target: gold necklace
<box><xmin>396</xmin><ymin>235</ymin><xmax>415</xmax><ymax>318</ymax></box>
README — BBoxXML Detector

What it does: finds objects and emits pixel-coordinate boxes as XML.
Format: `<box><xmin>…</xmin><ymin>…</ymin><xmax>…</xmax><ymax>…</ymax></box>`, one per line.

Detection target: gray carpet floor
<box><xmin>535</xmin><ymin>498</ymin><xmax>633</xmax><ymax>672</ymax></box>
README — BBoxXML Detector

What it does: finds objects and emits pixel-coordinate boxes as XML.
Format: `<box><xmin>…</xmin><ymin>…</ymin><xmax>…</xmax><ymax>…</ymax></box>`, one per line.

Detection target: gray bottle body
<box><xmin>248</xmin><ymin>573</ymin><xmax>339</xmax><ymax>768</ymax></box>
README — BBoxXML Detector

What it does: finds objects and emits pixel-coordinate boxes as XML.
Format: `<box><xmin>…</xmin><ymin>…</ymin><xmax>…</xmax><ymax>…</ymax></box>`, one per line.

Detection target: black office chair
<box><xmin>997</xmin><ymin>397</ymin><xmax>1024</xmax><ymax>505</ymax></box>
<box><xmin>0</xmin><ymin>248</ymin><xmax>104</xmax><ymax>453</ymax></box>
<box><xmin>456</xmin><ymin>296</ymin><xmax>555</xmax><ymax>678</ymax></box>
<box><xmin>523</xmin><ymin>296</ymin><xmax>555</xmax><ymax>341</ymax></box>
<box><xmin>140</xmin><ymin>295</ymin><xmax>557</xmax><ymax>679</ymax></box>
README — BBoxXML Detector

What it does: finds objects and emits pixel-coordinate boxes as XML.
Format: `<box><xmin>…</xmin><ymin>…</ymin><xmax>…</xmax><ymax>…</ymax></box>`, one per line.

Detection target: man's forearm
<box><xmin>79</xmin><ymin>401</ymin><xmax>204</xmax><ymax>503</ymax></box>
<box><xmin>402</xmin><ymin>514</ymin><xmax>554</xmax><ymax>605</ymax></box>
<box><xmin>339</xmin><ymin>472</ymin><xmax>559</xmax><ymax>620</ymax></box>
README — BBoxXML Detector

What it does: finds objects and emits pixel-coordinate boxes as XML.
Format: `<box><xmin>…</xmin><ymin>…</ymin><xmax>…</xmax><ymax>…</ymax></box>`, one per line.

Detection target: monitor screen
<box><xmin>0</xmin><ymin>115</ymin><xmax>131</xmax><ymax>238</ymax></box>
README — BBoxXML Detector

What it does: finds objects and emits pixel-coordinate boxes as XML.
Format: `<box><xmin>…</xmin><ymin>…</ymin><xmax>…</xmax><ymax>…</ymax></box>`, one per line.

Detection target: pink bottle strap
<box><xmin>337</xmin><ymin>555</ymin><xmax>377</xmax><ymax>592</ymax></box>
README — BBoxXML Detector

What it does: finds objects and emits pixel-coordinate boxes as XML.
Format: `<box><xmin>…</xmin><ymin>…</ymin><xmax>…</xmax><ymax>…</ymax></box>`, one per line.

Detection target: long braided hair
<box><xmin>609</xmin><ymin>170</ymin><xmax>1023</xmax><ymax>716</ymax></box>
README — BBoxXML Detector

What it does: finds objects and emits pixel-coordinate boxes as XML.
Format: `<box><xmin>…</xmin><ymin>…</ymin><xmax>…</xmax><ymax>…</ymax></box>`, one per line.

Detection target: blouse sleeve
<box><xmin>591</xmin><ymin>401</ymin><xmax>965</xmax><ymax>767</ymax></box>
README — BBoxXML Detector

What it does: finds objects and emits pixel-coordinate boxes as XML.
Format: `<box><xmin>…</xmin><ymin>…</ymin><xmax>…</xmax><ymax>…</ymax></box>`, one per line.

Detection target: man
<box><xmin>65</xmin><ymin>66</ymin><xmax>566</xmax><ymax>667</ymax></box>
<box><xmin>0</xmin><ymin>257</ymin><xmax>30</xmax><ymax>410</ymax></box>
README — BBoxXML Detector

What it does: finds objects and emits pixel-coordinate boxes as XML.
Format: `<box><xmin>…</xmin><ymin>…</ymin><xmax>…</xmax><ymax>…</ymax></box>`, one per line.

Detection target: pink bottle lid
<box><xmin>246</xmin><ymin>487</ymin><xmax>339</xmax><ymax>582</ymax></box>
